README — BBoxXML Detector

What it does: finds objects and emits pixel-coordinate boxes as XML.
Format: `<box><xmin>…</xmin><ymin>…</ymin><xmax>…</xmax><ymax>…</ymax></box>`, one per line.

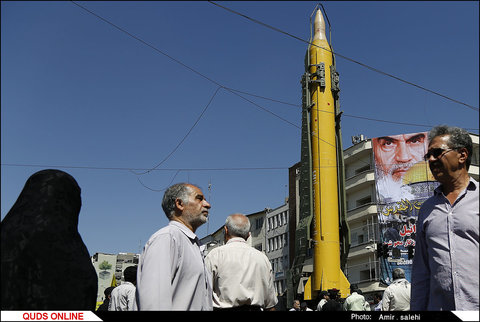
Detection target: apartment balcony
<box><xmin>347</xmin><ymin>202</ymin><xmax>378</xmax><ymax>222</ymax></box>
<box><xmin>346</xmin><ymin>170</ymin><xmax>375</xmax><ymax>193</ymax></box>
<box><xmin>348</xmin><ymin>244</ymin><xmax>375</xmax><ymax>259</ymax></box>
<box><xmin>344</xmin><ymin>140</ymin><xmax>372</xmax><ymax>161</ymax></box>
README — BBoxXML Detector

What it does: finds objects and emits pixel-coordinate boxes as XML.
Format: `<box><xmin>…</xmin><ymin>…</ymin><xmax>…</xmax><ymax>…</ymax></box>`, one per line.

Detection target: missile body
<box><xmin>305</xmin><ymin>9</ymin><xmax>350</xmax><ymax>299</ymax></box>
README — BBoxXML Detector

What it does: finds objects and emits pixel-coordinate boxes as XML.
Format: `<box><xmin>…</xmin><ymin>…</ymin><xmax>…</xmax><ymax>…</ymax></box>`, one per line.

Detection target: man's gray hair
<box><xmin>161</xmin><ymin>183</ymin><xmax>193</xmax><ymax>219</ymax></box>
<box><xmin>429</xmin><ymin>125</ymin><xmax>473</xmax><ymax>170</ymax></box>
<box><xmin>225</xmin><ymin>214</ymin><xmax>250</xmax><ymax>240</ymax></box>
<box><xmin>392</xmin><ymin>268</ymin><xmax>406</xmax><ymax>280</ymax></box>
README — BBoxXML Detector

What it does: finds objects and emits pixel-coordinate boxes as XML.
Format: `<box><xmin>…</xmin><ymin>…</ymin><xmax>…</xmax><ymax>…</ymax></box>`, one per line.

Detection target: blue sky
<box><xmin>2</xmin><ymin>1</ymin><xmax>478</xmax><ymax>255</ymax></box>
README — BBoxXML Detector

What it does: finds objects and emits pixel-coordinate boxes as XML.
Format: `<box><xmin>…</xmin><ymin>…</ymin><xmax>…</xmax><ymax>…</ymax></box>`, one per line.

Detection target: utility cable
<box><xmin>0</xmin><ymin>163</ymin><xmax>290</xmax><ymax>172</ymax></box>
<box><xmin>130</xmin><ymin>85</ymin><xmax>223</xmax><ymax>175</ymax></box>
<box><xmin>67</xmin><ymin>2</ymin><xmax>477</xmax><ymax>183</ymax></box>
<box><xmin>136</xmin><ymin>169</ymin><xmax>182</xmax><ymax>192</ymax></box>
<box><xmin>226</xmin><ymin>89</ymin><xmax>479</xmax><ymax>131</ymax></box>
<box><xmin>70</xmin><ymin>1</ymin><xmax>334</xmax><ymax>155</ymax></box>
<box><xmin>70</xmin><ymin>1</ymin><xmax>223</xmax><ymax>89</ymax></box>
<box><xmin>70</xmin><ymin>2</ymin><xmax>478</xmax><ymax>143</ymax></box>
<box><xmin>208</xmin><ymin>1</ymin><xmax>479</xmax><ymax>112</ymax></box>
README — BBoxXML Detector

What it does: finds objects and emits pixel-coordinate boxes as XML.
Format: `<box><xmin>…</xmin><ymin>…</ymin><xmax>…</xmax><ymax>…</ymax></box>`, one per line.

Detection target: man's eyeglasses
<box><xmin>424</xmin><ymin>148</ymin><xmax>454</xmax><ymax>161</ymax></box>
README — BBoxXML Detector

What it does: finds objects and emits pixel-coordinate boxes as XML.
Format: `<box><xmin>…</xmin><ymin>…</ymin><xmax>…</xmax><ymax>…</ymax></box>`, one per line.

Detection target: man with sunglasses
<box><xmin>411</xmin><ymin>125</ymin><xmax>478</xmax><ymax>311</ymax></box>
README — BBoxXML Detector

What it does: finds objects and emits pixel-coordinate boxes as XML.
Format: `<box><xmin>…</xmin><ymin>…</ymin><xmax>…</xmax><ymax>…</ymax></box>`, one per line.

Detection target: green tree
<box><xmin>99</xmin><ymin>260</ymin><xmax>112</xmax><ymax>271</ymax></box>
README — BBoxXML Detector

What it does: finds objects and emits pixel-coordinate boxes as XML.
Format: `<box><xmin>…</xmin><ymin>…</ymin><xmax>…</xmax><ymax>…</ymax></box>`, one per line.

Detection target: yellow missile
<box><xmin>304</xmin><ymin>8</ymin><xmax>350</xmax><ymax>300</ymax></box>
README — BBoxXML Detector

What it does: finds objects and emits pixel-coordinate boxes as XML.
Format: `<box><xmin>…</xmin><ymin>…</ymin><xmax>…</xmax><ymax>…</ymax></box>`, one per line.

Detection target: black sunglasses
<box><xmin>424</xmin><ymin>148</ymin><xmax>454</xmax><ymax>161</ymax></box>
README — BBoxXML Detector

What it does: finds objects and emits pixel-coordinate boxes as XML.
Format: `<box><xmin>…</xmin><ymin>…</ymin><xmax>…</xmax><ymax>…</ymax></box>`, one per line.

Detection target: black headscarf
<box><xmin>1</xmin><ymin>169</ymin><xmax>98</xmax><ymax>310</ymax></box>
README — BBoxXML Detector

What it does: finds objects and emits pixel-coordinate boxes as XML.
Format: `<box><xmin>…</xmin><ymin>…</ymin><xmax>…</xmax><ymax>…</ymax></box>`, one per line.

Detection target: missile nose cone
<box><xmin>313</xmin><ymin>9</ymin><xmax>327</xmax><ymax>41</ymax></box>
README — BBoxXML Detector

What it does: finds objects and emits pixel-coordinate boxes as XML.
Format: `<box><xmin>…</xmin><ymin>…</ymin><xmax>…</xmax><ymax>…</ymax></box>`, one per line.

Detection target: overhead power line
<box><xmin>70</xmin><ymin>1</ymin><xmax>301</xmax><ymax>126</ymax></box>
<box><xmin>70</xmin><ymin>1</ymin><xmax>223</xmax><ymax>88</ymax></box>
<box><xmin>66</xmin><ymin>2</ymin><xmax>478</xmax><ymax>183</ymax></box>
<box><xmin>71</xmin><ymin>1</ymin><xmax>479</xmax><ymax>117</ymax></box>
<box><xmin>208</xmin><ymin>1</ymin><xmax>479</xmax><ymax>112</ymax></box>
<box><xmin>68</xmin><ymin>2</ymin><xmax>449</xmax><ymax>154</ymax></box>
<box><xmin>70</xmin><ymin>1</ymin><xmax>342</xmax><ymax>172</ymax></box>
<box><xmin>224</xmin><ymin>89</ymin><xmax>480</xmax><ymax>131</ymax></box>
<box><xmin>1</xmin><ymin>163</ymin><xmax>290</xmax><ymax>172</ymax></box>
<box><xmin>130</xmin><ymin>86</ymin><xmax>223</xmax><ymax>175</ymax></box>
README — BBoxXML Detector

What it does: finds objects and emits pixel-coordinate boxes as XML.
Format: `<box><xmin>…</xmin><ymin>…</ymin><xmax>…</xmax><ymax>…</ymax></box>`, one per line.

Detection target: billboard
<box><xmin>372</xmin><ymin>131</ymin><xmax>438</xmax><ymax>284</ymax></box>
<box><xmin>92</xmin><ymin>253</ymin><xmax>117</xmax><ymax>305</ymax></box>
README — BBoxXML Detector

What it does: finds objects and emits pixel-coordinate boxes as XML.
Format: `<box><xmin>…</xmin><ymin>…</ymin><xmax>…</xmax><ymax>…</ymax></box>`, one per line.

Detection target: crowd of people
<box><xmin>1</xmin><ymin>125</ymin><xmax>478</xmax><ymax>312</ymax></box>
<box><xmin>288</xmin><ymin>271</ymin><xmax>409</xmax><ymax>312</ymax></box>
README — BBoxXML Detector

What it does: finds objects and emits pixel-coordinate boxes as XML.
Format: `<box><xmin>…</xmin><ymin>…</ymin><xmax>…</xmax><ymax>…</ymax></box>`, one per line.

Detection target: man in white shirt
<box><xmin>343</xmin><ymin>284</ymin><xmax>370</xmax><ymax>311</ymax></box>
<box><xmin>135</xmin><ymin>183</ymin><xmax>212</xmax><ymax>310</ymax></box>
<box><xmin>205</xmin><ymin>214</ymin><xmax>277</xmax><ymax>311</ymax></box>
<box><xmin>109</xmin><ymin>266</ymin><xmax>137</xmax><ymax>311</ymax></box>
<box><xmin>382</xmin><ymin>268</ymin><xmax>411</xmax><ymax>311</ymax></box>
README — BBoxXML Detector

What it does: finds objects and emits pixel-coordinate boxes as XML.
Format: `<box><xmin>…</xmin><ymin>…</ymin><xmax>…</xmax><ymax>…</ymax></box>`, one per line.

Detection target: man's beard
<box><xmin>184</xmin><ymin>209</ymin><xmax>208</xmax><ymax>229</ymax></box>
<box><xmin>377</xmin><ymin>162</ymin><xmax>416</xmax><ymax>182</ymax></box>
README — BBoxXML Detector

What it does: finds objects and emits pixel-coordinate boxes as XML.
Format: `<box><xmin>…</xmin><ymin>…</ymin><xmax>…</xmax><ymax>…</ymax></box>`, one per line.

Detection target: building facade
<box><xmin>265</xmin><ymin>202</ymin><xmax>290</xmax><ymax>296</ymax></box>
<box><xmin>343</xmin><ymin>137</ymin><xmax>381</xmax><ymax>296</ymax></box>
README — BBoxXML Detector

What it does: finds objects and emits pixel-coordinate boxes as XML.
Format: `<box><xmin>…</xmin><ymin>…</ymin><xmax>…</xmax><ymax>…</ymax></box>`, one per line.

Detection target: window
<box><xmin>355</xmin><ymin>164</ymin><xmax>370</xmax><ymax>174</ymax></box>
<box><xmin>255</xmin><ymin>217</ymin><xmax>264</xmax><ymax>230</ymax></box>
<box><xmin>356</xmin><ymin>196</ymin><xmax>372</xmax><ymax>207</ymax></box>
<box><xmin>472</xmin><ymin>145</ymin><xmax>479</xmax><ymax>166</ymax></box>
<box><xmin>357</xmin><ymin>234</ymin><xmax>364</xmax><ymax>244</ymax></box>
<box><xmin>360</xmin><ymin>268</ymin><xmax>376</xmax><ymax>282</ymax></box>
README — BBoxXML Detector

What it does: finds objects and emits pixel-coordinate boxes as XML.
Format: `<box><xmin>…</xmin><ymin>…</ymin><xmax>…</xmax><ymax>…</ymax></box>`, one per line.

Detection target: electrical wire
<box><xmin>0</xmin><ymin>163</ymin><xmax>290</xmax><ymax>172</ymax></box>
<box><xmin>70</xmin><ymin>2</ymin><xmax>478</xmax><ymax>133</ymax></box>
<box><xmin>136</xmin><ymin>169</ymin><xmax>182</xmax><ymax>192</ymax></box>
<box><xmin>70</xmin><ymin>1</ymin><xmax>223</xmax><ymax>89</ymax></box>
<box><xmin>69</xmin><ymin>1</ymin><xmax>479</xmax><ymax>162</ymax></box>
<box><xmin>70</xmin><ymin>1</ymin><xmax>332</xmax><ymax>156</ymax></box>
<box><xmin>58</xmin><ymin>2</ymin><xmax>479</xmax><ymax>183</ymax></box>
<box><xmin>225</xmin><ymin>89</ymin><xmax>479</xmax><ymax>131</ymax></box>
<box><xmin>208</xmin><ymin>1</ymin><xmax>479</xmax><ymax>112</ymax></box>
<box><xmin>129</xmin><ymin>86</ymin><xmax>223</xmax><ymax>176</ymax></box>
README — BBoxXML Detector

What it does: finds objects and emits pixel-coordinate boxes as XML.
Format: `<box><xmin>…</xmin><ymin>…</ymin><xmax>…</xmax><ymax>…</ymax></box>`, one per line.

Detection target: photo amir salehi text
<box><xmin>351</xmin><ymin>313</ymin><xmax>422</xmax><ymax>321</ymax></box>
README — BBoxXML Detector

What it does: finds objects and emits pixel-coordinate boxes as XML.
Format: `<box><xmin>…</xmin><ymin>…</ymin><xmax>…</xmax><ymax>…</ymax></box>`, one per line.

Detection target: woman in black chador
<box><xmin>1</xmin><ymin>169</ymin><xmax>97</xmax><ymax>310</ymax></box>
